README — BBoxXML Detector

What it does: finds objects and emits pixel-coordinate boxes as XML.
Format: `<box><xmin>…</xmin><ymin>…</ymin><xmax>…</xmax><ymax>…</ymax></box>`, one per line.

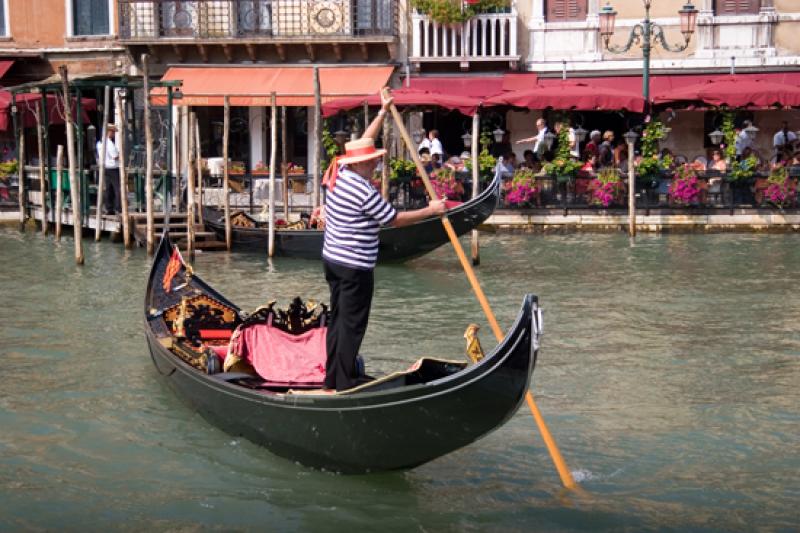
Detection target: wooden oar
<box><xmin>382</xmin><ymin>87</ymin><xmax>577</xmax><ymax>490</ymax></box>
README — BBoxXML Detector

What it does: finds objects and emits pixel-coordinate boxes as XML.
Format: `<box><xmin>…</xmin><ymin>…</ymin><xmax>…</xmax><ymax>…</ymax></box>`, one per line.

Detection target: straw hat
<box><xmin>338</xmin><ymin>137</ymin><xmax>386</xmax><ymax>165</ymax></box>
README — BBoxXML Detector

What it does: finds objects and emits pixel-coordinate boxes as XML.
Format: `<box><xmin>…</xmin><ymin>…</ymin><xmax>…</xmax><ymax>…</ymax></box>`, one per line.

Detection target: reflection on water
<box><xmin>0</xmin><ymin>228</ymin><xmax>798</xmax><ymax>531</ymax></box>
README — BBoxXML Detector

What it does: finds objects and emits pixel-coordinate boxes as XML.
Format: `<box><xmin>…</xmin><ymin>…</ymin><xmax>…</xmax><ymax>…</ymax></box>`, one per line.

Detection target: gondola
<box><xmin>202</xmin><ymin>173</ymin><xmax>500</xmax><ymax>261</ymax></box>
<box><xmin>144</xmin><ymin>233</ymin><xmax>542</xmax><ymax>473</ymax></box>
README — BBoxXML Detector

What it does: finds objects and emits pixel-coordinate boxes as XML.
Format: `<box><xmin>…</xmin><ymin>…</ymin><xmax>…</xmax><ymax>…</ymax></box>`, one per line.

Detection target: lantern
<box><xmin>679</xmin><ymin>2</ymin><xmax>698</xmax><ymax>39</ymax></box>
<box><xmin>599</xmin><ymin>3</ymin><xmax>617</xmax><ymax>40</ymax></box>
<box><xmin>708</xmin><ymin>129</ymin><xmax>724</xmax><ymax>145</ymax></box>
<box><xmin>461</xmin><ymin>132</ymin><xmax>472</xmax><ymax>149</ymax></box>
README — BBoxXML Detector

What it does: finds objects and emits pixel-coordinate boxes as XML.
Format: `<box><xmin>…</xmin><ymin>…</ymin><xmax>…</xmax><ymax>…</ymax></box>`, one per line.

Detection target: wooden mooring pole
<box><xmin>95</xmin><ymin>85</ymin><xmax>110</xmax><ymax>241</ymax></box>
<box><xmin>194</xmin><ymin>113</ymin><xmax>204</xmax><ymax>226</ymax></box>
<box><xmin>312</xmin><ymin>67</ymin><xmax>321</xmax><ymax>209</ymax></box>
<box><xmin>281</xmin><ymin>106</ymin><xmax>288</xmax><ymax>221</ymax></box>
<box><xmin>17</xmin><ymin>130</ymin><xmax>25</xmax><ymax>228</ymax></box>
<box><xmin>55</xmin><ymin>145</ymin><xmax>63</xmax><ymax>240</ymax></box>
<box><xmin>35</xmin><ymin>103</ymin><xmax>47</xmax><ymax>235</ymax></box>
<box><xmin>627</xmin><ymin>139</ymin><xmax>636</xmax><ymax>237</ymax></box>
<box><xmin>187</xmin><ymin>110</ymin><xmax>197</xmax><ymax>261</ymax></box>
<box><xmin>60</xmin><ymin>65</ymin><xmax>83</xmax><ymax>265</ymax></box>
<box><xmin>143</xmin><ymin>54</ymin><xmax>155</xmax><ymax>255</ymax></box>
<box><xmin>117</xmin><ymin>97</ymin><xmax>131</xmax><ymax>249</ymax></box>
<box><xmin>470</xmin><ymin>112</ymin><xmax>480</xmax><ymax>265</ymax></box>
<box><xmin>268</xmin><ymin>93</ymin><xmax>277</xmax><ymax>258</ymax></box>
<box><xmin>223</xmin><ymin>95</ymin><xmax>231</xmax><ymax>251</ymax></box>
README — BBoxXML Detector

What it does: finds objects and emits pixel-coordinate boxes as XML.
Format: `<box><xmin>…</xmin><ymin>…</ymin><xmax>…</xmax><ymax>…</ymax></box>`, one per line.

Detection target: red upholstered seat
<box><xmin>199</xmin><ymin>329</ymin><xmax>233</xmax><ymax>340</ymax></box>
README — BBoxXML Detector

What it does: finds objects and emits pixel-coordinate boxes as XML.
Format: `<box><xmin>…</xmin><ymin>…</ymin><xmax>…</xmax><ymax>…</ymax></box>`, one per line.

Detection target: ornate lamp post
<box><xmin>599</xmin><ymin>1</ymin><xmax>698</xmax><ymax>104</ymax></box>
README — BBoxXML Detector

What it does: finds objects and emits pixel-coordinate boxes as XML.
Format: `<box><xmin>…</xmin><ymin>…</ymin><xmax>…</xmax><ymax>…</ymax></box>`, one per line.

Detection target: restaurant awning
<box><xmin>0</xmin><ymin>91</ymin><xmax>95</xmax><ymax>132</ymax></box>
<box><xmin>406</xmin><ymin>75</ymin><xmax>506</xmax><ymax>99</ymax></box>
<box><xmin>485</xmin><ymin>81</ymin><xmax>646</xmax><ymax>113</ymax></box>
<box><xmin>322</xmin><ymin>88</ymin><xmax>482</xmax><ymax>117</ymax></box>
<box><xmin>156</xmin><ymin>65</ymin><xmax>394</xmax><ymax>107</ymax></box>
<box><xmin>0</xmin><ymin>60</ymin><xmax>14</xmax><ymax>81</ymax></box>
<box><xmin>653</xmin><ymin>76</ymin><xmax>800</xmax><ymax>108</ymax></box>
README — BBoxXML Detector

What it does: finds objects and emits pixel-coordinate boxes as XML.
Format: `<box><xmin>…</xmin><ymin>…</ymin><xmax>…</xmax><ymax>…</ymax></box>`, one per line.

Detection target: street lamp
<box><xmin>599</xmin><ymin>1</ymin><xmax>698</xmax><ymax>103</ymax></box>
<box><xmin>334</xmin><ymin>129</ymin><xmax>348</xmax><ymax>145</ymax></box>
<box><xmin>623</xmin><ymin>129</ymin><xmax>639</xmax><ymax>147</ymax></box>
<box><xmin>461</xmin><ymin>131</ymin><xmax>472</xmax><ymax>149</ymax></box>
<box><xmin>744</xmin><ymin>123</ymin><xmax>759</xmax><ymax>141</ymax></box>
<box><xmin>573</xmin><ymin>125</ymin><xmax>588</xmax><ymax>144</ymax></box>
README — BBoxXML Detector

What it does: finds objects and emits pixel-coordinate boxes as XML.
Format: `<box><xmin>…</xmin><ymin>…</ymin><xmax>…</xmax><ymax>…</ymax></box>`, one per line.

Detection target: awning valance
<box><xmin>0</xmin><ymin>60</ymin><xmax>14</xmax><ymax>81</ymax></box>
<box><xmin>156</xmin><ymin>65</ymin><xmax>394</xmax><ymax>107</ymax></box>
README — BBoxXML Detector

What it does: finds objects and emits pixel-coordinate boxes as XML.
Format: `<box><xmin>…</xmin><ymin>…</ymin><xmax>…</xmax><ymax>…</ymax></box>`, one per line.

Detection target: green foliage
<box><xmin>464</xmin><ymin>130</ymin><xmax>497</xmax><ymax>179</ymax></box>
<box><xmin>389</xmin><ymin>158</ymin><xmax>417</xmax><ymax>181</ymax></box>
<box><xmin>768</xmin><ymin>164</ymin><xmax>788</xmax><ymax>184</ymax></box>
<box><xmin>543</xmin><ymin>126</ymin><xmax>582</xmax><ymax>182</ymax></box>
<box><xmin>729</xmin><ymin>154</ymin><xmax>759</xmax><ymax>182</ymax></box>
<box><xmin>636</xmin><ymin>120</ymin><xmax>672</xmax><ymax>179</ymax></box>
<box><xmin>321</xmin><ymin>120</ymin><xmax>341</xmax><ymax>167</ymax></box>
<box><xmin>596</xmin><ymin>167</ymin><xmax>621</xmax><ymax>185</ymax></box>
<box><xmin>411</xmin><ymin>0</ymin><xmax>510</xmax><ymax>25</ymax></box>
<box><xmin>720</xmin><ymin>112</ymin><xmax>737</xmax><ymax>163</ymax></box>
<box><xmin>0</xmin><ymin>159</ymin><xmax>18</xmax><ymax>181</ymax></box>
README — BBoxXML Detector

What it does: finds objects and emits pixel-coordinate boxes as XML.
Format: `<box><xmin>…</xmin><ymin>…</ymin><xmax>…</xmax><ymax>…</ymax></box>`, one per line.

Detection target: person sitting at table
<box><xmin>584</xmin><ymin>130</ymin><xmax>601</xmax><ymax>157</ymax></box>
<box><xmin>708</xmin><ymin>149</ymin><xmax>727</xmax><ymax>173</ymax></box>
<box><xmin>431</xmin><ymin>153</ymin><xmax>443</xmax><ymax>170</ymax></box>
<box><xmin>495</xmin><ymin>152</ymin><xmax>517</xmax><ymax>179</ymax></box>
<box><xmin>615</xmin><ymin>145</ymin><xmax>629</xmax><ymax>171</ymax></box>
<box><xmin>579</xmin><ymin>150</ymin><xmax>597</xmax><ymax>174</ymax></box>
<box><xmin>520</xmin><ymin>149</ymin><xmax>537</xmax><ymax>169</ymax></box>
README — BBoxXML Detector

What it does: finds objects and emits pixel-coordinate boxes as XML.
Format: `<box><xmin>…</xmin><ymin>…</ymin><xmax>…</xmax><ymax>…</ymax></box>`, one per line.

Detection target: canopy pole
<box><xmin>186</xmin><ymin>109</ymin><xmax>196</xmax><ymax>261</ymax></box>
<box><xmin>60</xmin><ymin>65</ymin><xmax>83</xmax><ymax>265</ymax></box>
<box><xmin>35</xmin><ymin>97</ymin><xmax>47</xmax><ymax>235</ymax></box>
<box><xmin>470</xmin><ymin>112</ymin><xmax>480</xmax><ymax>265</ymax></box>
<box><xmin>194</xmin><ymin>112</ymin><xmax>204</xmax><ymax>226</ymax></box>
<box><xmin>381</xmin><ymin>118</ymin><xmax>389</xmax><ymax>201</ymax></box>
<box><xmin>143</xmin><ymin>54</ymin><xmax>155</xmax><ymax>255</ymax></box>
<box><xmin>312</xmin><ymin>66</ymin><xmax>321</xmax><ymax>209</ymax></box>
<box><xmin>281</xmin><ymin>106</ymin><xmax>288</xmax><ymax>221</ymax></box>
<box><xmin>55</xmin><ymin>145</ymin><xmax>64</xmax><ymax>240</ymax></box>
<box><xmin>268</xmin><ymin>93</ymin><xmax>277</xmax><ymax>258</ymax></box>
<box><xmin>95</xmin><ymin>85</ymin><xmax>111</xmax><ymax>241</ymax></box>
<box><xmin>223</xmin><ymin>95</ymin><xmax>231</xmax><ymax>251</ymax></box>
<box><xmin>16</xmin><ymin>115</ymin><xmax>26</xmax><ymax>229</ymax></box>
<box><xmin>117</xmin><ymin>97</ymin><xmax>131</xmax><ymax>249</ymax></box>
<box><xmin>363</xmin><ymin>100</ymin><xmax>369</xmax><ymax>132</ymax></box>
<box><xmin>383</xmin><ymin>88</ymin><xmax>577</xmax><ymax>491</ymax></box>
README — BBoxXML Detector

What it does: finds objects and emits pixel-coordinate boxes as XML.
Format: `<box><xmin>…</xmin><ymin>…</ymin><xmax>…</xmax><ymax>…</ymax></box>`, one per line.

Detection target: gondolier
<box><xmin>322</xmin><ymin>93</ymin><xmax>447</xmax><ymax>391</ymax></box>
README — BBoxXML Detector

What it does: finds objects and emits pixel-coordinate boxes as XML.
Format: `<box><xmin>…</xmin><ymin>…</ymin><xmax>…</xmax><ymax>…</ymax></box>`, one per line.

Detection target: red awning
<box><xmin>0</xmin><ymin>60</ymin><xmax>14</xmax><ymax>81</ymax></box>
<box><xmin>0</xmin><ymin>91</ymin><xmax>95</xmax><ymax>132</ymax></box>
<box><xmin>485</xmin><ymin>81</ymin><xmax>646</xmax><ymax>113</ymax></box>
<box><xmin>653</xmin><ymin>76</ymin><xmax>800</xmax><ymax>108</ymax></box>
<box><xmin>406</xmin><ymin>75</ymin><xmax>506</xmax><ymax>99</ymax></box>
<box><xmin>157</xmin><ymin>65</ymin><xmax>394</xmax><ymax>107</ymax></box>
<box><xmin>322</xmin><ymin>88</ymin><xmax>482</xmax><ymax>117</ymax></box>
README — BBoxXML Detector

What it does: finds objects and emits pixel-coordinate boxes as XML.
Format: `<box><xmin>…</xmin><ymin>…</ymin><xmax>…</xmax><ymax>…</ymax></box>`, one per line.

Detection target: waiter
<box><xmin>96</xmin><ymin>124</ymin><xmax>121</xmax><ymax>214</ymax></box>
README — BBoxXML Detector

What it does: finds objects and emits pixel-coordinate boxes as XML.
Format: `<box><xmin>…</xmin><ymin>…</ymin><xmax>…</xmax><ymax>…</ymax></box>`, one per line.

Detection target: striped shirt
<box><xmin>323</xmin><ymin>167</ymin><xmax>397</xmax><ymax>270</ymax></box>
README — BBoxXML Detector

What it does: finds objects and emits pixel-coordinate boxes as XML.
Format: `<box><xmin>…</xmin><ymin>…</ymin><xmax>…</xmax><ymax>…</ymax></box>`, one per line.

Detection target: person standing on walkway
<box><xmin>321</xmin><ymin>93</ymin><xmax>447</xmax><ymax>391</ymax></box>
<box><xmin>96</xmin><ymin>124</ymin><xmax>121</xmax><ymax>214</ymax></box>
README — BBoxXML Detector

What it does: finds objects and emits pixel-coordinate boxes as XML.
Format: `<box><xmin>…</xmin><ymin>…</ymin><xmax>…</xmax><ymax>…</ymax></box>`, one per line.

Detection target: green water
<box><xmin>0</xmin><ymin>228</ymin><xmax>798</xmax><ymax>531</ymax></box>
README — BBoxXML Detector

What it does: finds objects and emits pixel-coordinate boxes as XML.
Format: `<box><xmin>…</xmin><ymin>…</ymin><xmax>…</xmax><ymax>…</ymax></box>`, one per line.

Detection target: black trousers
<box><xmin>324</xmin><ymin>260</ymin><xmax>374</xmax><ymax>391</ymax></box>
<box><xmin>103</xmin><ymin>168</ymin><xmax>121</xmax><ymax>214</ymax></box>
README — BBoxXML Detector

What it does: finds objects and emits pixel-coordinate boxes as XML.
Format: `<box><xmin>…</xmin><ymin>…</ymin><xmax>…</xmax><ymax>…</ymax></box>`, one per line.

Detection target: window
<box><xmin>73</xmin><ymin>0</ymin><xmax>110</xmax><ymax>35</ymax></box>
<box><xmin>715</xmin><ymin>0</ymin><xmax>761</xmax><ymax>15</ymax></box>
<box><xmin>546</xmin><ymin>0</ymin><xmax>588</xmax><ymax>22</ymax></box>
<box><xmin>0</xmin><ymin>0</ymin><xmax>6</xmax><ymax>37</ymax></box>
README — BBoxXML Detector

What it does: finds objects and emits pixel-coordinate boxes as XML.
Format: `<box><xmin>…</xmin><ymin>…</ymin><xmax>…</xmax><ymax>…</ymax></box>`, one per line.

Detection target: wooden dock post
<box><xmin>95</xmin><ymin>85</ymin><xmax>111</xmax><ymax>241</ymax></box>
<box><xmin>60</xmin><ymin>65</ymin><xmax>83</xmax><ymax>265</ymax></box>
<box><xmin>281</xmin><ymin>106</ymin><xmax>288</xmax><ymax>221</ymax></box>
<box><xmin>381</xmin><ymin>119</ymin><xmax>389</xmax><ymax>200</ymax></box>
<box><xmin>35</xmin><ymin>102</ymin><xmax>47</xmax><ymax>235</ymax></box>
<box><xmin>223</xmin><ymin>95</ymin><xmax>231</xmax><ymax>251</ymax></box>
<box><xmin>17</xmin><ymin>128</ymin><xmax>25</xmax><ymax>228</ymax></box>
<box><xmin>312</xmin><ymin>67</ymin><xmax>321</xmax><ymax>209</ymax></box>
<box><xmin>143</xmin><ymin>54</ymin><xmax>155</xmax><ymax>255</ymax></box>
<box><xmin>193</xmin><ymin>112</ymin><xmax>204</xmax><ymax>226</ymax></box>
<box><xmin>187</xmin><ymin>110</ymin><xmax>197</xmax><ymax>261</ymax></box>
<box><xmin>627</xmin><ymin>139</ymin><xmax>637</xmax><ymax>237</ymax></box>
<box><xmin>55</xmin><ymin>145</ymin><xmax>63</xmax><ymax>240</ymax></box>
<box><xmin>117</xmin><ymin>97</ymin><xmax>131</xmax><ymax>249</ymax></box>
<box><xmin>268</xmin><ymin>93</ymin><xmax>277</xmax><ymax>257</ymax></box>
<box><xmin>470</xmin><ymin>113</ymin><xmax>480</xmax><ymax>265</ymax></box>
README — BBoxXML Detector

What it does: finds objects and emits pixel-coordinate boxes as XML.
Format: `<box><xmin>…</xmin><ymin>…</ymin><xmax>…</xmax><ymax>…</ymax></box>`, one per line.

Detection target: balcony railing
<box><xmin>410</xmin><ymin>9</ymin><xmax>518</xmax><ymax>68</ymax></box>
<box><xmin>118</xmin><ymin>0</ymin><xmax>397</xmax><ymax>41</ymax></box>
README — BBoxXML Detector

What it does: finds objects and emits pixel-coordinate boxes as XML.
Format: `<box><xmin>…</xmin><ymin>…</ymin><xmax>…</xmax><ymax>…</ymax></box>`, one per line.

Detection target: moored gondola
<box><xmin>145</xmin><ymin>234</ymin><xmax>542</xmax><ymax>473</ymax></box>
<box><xmin>203</xmin><ymin>173</ymin><xmax>500</xmax><ymax>260</ymax></box>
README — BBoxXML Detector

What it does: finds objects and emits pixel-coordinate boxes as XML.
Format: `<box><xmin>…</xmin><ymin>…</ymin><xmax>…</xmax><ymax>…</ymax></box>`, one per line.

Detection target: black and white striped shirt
<box><xmin>323</xmin><ymin>167</ymin><xmax>397</xmax><ymax>270</ymax></box>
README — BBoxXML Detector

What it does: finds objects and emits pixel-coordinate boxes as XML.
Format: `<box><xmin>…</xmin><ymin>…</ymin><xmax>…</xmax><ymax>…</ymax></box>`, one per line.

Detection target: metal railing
<box><xmin>410</xmin><ymin>8</ymin><xmax>518</xmax><ymax>63</ymax></box>
<box><xmin>119</xmin><ymin>0</ymin><xmax>397</xmax><ymax>40</ymax></box>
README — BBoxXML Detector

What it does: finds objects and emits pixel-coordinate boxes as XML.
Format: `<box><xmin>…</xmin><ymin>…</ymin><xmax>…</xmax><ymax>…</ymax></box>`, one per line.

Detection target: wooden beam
<box><xmin>359</xmin><ymin>43</ymin><xmax>369</xmax><ymax>62</ymax></box>
<box><xmin>147</xmin><ymin>44</ymin><xmax>157</xmax><ymax>58</ymax></box>
<box><xmin>387</xmin><ymin>43</ymin><xmax>397</xmax><ymax>61</ymax></box>
<box><xmin>172</xmin><ymin>44</ymin><xmax>185</xmax><ymax>63</ymax></box>
<box><xmin>245</xmin><ymin>43</ymin><xmax>257</xmax><ymax>62</ymax></box>
<box><xmin>275</xmin><ymin>43</ymin><xmax>286</xmax><ymax>62</ymax></box>
<box><xmin>197</xmin><ymin>43</ymin><xmax>209</xmax><ymax>63</ymax></box>
<box><xmin>305</xmin><ymin>43</ymin><xmax>316</xmax><ymax>61</ymax></box>
<box><xmin>332</xmin><ymin>43</ymin><xmax>342</xmax><ymax>62</ymax></box>
<box><xmin>222</xmin><ymin>44</ymin><xmax>234</xmax><ymax>63</ymax></box>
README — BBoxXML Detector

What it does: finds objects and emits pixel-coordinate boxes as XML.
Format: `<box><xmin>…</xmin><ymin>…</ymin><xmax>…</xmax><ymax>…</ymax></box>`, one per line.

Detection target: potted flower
<box><xmin>431</xmin><ymin>167</ymin><xmax>464</xmax><ymax>200</ymax></box>
<box><xmin>389</xmin><ymin>158</ymin><xmax>416</xmax><ymax>184</ymax></box>
<box><xmin>505</xmin><ymin>168</ymin><xmax>539</xmax><ymax>208</ymax></box>
<box><xmin>762</xmin><ymin>165</ymin><xmax>797</xmax><ymax>208</ymax></box>
<box><xmin>412</xmin><ymin>0</ymin><xmax>510</xmax><ymax>26</ymax></box>
<box><xmin>668</xmin><ymin>164</ymin><xmax>703</xmax><ymax>206</ymax></box>
<box><xmin>636</xmin><ymin>119</ymin><xmax>672</xmax><ymax>189</ymax></box>
<box><xmin>252</xmin><ymin>161</ymin><xmax>270</xmax><ymax>175</ymax></box>
<box><xmin>542</xmin><ymin>126</ymin><xmax>582</xmax><ymax>184</ymax></box>
<box><xmin>589</xmin><ymin>167</ymin><xmax>625</xmax><ymax>208</ymax></box>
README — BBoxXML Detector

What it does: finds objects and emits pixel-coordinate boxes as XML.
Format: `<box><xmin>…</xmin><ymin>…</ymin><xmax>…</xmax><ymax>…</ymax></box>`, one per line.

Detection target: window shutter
<box><xmin>547</xmin><ymin>0</ymin><xmax>588</xmax><ymax>22</ymax></box>
<box><xmin>73</xmin><ymin>0</ymin><xmax>109</xmax><ymax>35</ymax></box>
<box><xmin>91</xmin><ymin>0</ymin><xmax>110</xmax><ymax>34</ymax></box>
<box><xmin>717</xmin><ymin>0</ymin><xmax>761</xmax><ymax>15</ymax></box>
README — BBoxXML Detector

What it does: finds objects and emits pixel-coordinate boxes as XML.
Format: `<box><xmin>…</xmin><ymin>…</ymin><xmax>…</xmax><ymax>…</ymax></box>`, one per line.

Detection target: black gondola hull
<box><xmin>203</xmin><ymin>175</ymin><xmax>500</xmax><ymax>261</ymax></box>
<box><xmin>145</xmin><ymin>235</ymin><xmax>540</xmax><ymax>473</ymax></box>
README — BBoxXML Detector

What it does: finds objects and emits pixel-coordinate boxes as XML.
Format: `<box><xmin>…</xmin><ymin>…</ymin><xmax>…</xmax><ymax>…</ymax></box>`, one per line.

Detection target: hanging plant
<box><xmin>411</xmin><ymin>0</ymin><xmax>511</xmax><ymax>25</ymax></box>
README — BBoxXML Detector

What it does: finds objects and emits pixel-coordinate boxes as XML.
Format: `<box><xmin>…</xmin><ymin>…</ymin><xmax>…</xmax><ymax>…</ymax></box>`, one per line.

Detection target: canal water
<box><xmin>0</xmin><ymin>227</ymin><xmax>798</xmax><ymax>531</ymax></box>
